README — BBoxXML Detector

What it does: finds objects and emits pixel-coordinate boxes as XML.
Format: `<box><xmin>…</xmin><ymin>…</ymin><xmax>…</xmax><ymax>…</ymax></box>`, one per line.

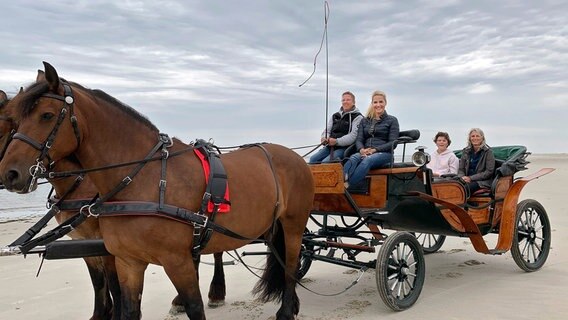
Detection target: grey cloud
<box><xmin>1</xmin><ymin>0</ymin><xmax>566</xmax><ymax>153</ymax></box>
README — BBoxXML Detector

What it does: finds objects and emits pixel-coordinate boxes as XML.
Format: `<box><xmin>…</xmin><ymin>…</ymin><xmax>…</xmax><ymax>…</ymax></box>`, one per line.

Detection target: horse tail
<box><xmin>252</xmin><ymin>221</ymin><xmax>286</xmax><ymax>302</ymax></box>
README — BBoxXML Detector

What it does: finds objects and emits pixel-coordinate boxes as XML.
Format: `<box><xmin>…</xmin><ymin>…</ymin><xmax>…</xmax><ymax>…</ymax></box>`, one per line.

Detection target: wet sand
<box><xmin>0</xmin><ymin>154</ymin><xmax>567</xmax><ymax>319</ymax></box>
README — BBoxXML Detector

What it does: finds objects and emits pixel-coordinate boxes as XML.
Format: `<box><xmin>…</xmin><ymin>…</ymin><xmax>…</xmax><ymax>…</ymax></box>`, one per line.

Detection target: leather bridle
<box><xmin>9</xmin><ymin>82</ymin><xmax>82</xmax><ymax>192</ymax></box>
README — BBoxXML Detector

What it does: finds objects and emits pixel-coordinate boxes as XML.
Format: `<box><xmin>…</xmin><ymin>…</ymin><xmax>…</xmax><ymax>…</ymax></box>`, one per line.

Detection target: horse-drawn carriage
<box><xmin>0</xmin><ymin>63</ymin><xmax>555</xmax><ymax>318</ymax></box>
<box><xmin>300</xmin><ymin>132</ymin><xmax>553</xmax><ymax>310</ymax></box>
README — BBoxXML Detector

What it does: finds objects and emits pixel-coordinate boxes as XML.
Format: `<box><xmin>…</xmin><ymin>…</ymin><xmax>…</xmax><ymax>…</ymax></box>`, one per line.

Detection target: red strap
<box><xmin>194</xmin><ymin>149</ymin><xmax>230</xmax><ymax>213</ymax></box>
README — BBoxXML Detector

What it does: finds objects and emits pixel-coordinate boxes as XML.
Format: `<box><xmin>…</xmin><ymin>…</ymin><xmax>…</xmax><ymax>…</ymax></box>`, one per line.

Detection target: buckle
<box><xmin>194</xmin><ymin>214</ymin><xmax>208</xmax><ymax>229</ymax></box>
<box><xmin>159</xmin><ymin>133</ymin><xmax>173</xmax><ymax>147</ymax></box>
<box><xmin>80</xmin><ymin>204</ymin><xmax>98</xmax><ymax>218</ymax></box>
<box><xmin>159</xmin><ymin>179</ymin><xmax>167</xmax><ymax>188</ymax></box>
<box><xmin>122</xmin><ymin>176</ymin><xmax>133</xmax><ymax>185</ymax></box>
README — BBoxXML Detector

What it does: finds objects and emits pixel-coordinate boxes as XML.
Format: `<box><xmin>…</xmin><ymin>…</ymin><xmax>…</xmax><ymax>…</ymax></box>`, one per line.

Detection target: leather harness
<box><xmin>10</xmin><ymin>82</ymin><xmax>280</xmax><ymax>257</ymax></box>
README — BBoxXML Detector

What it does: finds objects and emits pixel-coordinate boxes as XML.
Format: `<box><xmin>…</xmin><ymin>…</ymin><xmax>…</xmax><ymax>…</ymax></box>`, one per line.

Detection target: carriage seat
<box><xmin>455</xmin><ymin>145</ymin><xmax>529</xmax><ymax>198</ymax></box>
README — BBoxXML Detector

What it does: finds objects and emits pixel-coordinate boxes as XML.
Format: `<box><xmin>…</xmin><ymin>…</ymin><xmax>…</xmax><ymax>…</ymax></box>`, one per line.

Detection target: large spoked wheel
<box><xmin>412</xmin><ymin>233</ymin><xmax>446</xmax><ymax>254</ymax></box>
<box><xmin>376</xmin><ymin>232</ymin><xmax>425</xmax><ymax>311</ymax></box>
<box><xmin>511</xmin><ymin>199</ymin><xmax>551</xmax><ymax>272</ymax></box>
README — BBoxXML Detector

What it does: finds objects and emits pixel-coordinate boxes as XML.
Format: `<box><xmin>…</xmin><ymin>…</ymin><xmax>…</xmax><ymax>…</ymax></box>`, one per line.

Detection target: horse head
<box><xmin>0</xmin><ymin>62</ymin><xmax>82</xmax><ymax>193</ymax></box>
<box><xmin>0</xmin><ymin>90</ymin><xmax>16</xmax><ymax>161</ymax></box>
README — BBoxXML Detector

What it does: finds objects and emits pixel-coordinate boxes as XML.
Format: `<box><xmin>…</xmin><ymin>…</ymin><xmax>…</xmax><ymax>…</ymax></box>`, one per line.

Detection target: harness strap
<box><xmin>192</xmin><ymin>142</ymin><xmax>230</xmax><ymax>257</ymax></box>
<box><xmin>9</xmin><ymin>206</ymin><xmax>60</xmax><ymax>247</ymax></box>
<box><xmin>95</xmin><ymin>133</ymin><xmax>170</xmax><ymax>206</ymax></box>
<box><xmin>158</xmin><ymin>133</ymin><xmax>171</xmax><ymax>209</ymax></box>
<box><xmin>18</xmin><ymin>210</ymin><xmax>89</xmax><ymax>254</ymax></box>
<box><xmin>242</xmin><ymin>143</ymin><xmax>281</xmax><ymax>241</ymax></box>
<box><xmin>9</xmin><ymin>174</ymin><xmax>85</xmax><ymax>247</ymax></box>
<box><xmin>12</xmin><ymin>132</ymin><xmax>44</xmax><ymax>150</ymax></box>
<box><xmin>91</xmin><ymin>202</ymin><xmax>257</xmax><ymax>242</ymax></box>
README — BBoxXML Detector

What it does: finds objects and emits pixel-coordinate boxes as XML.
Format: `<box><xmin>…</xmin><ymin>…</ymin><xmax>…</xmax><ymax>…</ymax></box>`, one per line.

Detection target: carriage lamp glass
<box><xmin>412</xmin><ymin>146</ymin><xmax>430</xmax><ymax>167</ymax></box>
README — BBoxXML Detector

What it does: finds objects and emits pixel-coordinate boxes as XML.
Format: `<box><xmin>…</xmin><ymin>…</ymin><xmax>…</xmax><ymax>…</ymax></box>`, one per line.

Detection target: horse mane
<box><xmin>19</xmin><ymin>81</ymin><xmax>49</xmax><ymax>118</ymax></box>
<box><xmin>19</xmin><ymin>80</ymin><xmax>158</xmax><ymax>132</ymax></box>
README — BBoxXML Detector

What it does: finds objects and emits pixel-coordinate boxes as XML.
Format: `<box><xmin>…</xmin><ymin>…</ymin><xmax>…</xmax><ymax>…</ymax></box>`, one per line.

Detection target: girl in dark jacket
<box><xmin>343</xmin><ymin>90</ymin><xmax>399</xmax><ymax>187</ymax></box>
<box><xmin>458</xmin><ymin>128</ymin><xmax>496</xmax><ymax>195</ymax></box>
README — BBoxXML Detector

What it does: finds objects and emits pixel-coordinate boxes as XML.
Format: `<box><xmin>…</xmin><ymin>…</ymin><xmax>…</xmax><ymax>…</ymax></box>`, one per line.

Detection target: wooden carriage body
<box><xmin>309</xmin><ymin>145</ymin><xmax>552</xmax><ymax>254</ymax></box>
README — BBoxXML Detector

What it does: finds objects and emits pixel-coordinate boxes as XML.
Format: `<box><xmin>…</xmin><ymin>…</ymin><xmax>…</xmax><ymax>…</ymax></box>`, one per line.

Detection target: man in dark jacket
<box><xmin>309</xmin><ymin>91</ymin><xmax>363</xmax><ymax>163</ymax></box>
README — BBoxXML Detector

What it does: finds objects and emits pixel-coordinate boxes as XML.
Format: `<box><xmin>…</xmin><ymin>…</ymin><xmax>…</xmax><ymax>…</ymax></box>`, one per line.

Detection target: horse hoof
<box><xmin>168</xmin><ymin>304</ymin><xmax>185</xmax><ymax>315</ymax></box>
<box><xmin>208</xmin><ymin>300</ymin><xmax>225</xmax><ymax>308</ymax></box>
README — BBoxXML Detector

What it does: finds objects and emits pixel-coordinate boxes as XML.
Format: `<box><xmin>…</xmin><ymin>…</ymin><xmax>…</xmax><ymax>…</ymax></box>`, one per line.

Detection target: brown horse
<box><xmin>0</xmin><ymin>63</ymin><xmax>314</xmax><ymax>320</ymax></box>
<box><xmin>1</xmin><ymin>89</ymin><xmax>119</xmax><ymax>319</ymax></box>
<box><xmin>1</xmin><ymin>87</ymin><xmax>228</xmax><ymax>319</ymax></box>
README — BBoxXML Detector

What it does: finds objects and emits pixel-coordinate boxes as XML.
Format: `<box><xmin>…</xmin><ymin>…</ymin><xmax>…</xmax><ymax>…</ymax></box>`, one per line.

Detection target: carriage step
<box><xmin>488</xmin><ymin>249</ymin><xmax>507</xmax><ymax>255</ymax></box>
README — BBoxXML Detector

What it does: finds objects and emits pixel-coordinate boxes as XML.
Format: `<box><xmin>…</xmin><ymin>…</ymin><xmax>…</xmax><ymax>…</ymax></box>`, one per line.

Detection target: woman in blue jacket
<box><xmin>343</xmin><ymin>90</ymin><xmax>399</xmax><ymax>187</ymax></box>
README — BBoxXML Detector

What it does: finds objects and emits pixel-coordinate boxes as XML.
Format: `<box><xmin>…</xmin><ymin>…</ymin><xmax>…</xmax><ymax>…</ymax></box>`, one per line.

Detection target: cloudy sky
<box><xmin>1</xmin><ymin>0</ymin><xmax>566</xmax><ymax>154</ymax></box>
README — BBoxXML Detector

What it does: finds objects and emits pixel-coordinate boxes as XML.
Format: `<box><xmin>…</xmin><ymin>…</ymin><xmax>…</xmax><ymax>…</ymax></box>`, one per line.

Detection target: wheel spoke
<box><xmin>405</xmin><ymin>278</ymin><xmax>414</xmax><ymax>291</ymax></box>
<box><xmin>517</xmin><ymin>230</ymin><xmax>529</xmax><ymax>236</ymax></box>
<box><xmin>407</xmin><ymin>261</ymin><xmax>418</xmax><ymax>268</ymax></box>
<box><xmin>534</xmin><ymin>242</ymin><xmax>543</xmax><ymax>254</ymax></box>
<box><xmin>406</xmin><ymin>272</ymin><xmax>417</xmax><ymax>277</ymax></box>
<box><xmin>521</xmin><ymin>240</ymin><xmax>530</xmax><ymax>257</ymax></box>
<box><xmin>530</xmin><ymin>210</ymin><xmax>539</xmax><ymax>227</ymax></box>
<box><xmin>390</xmin><ymin>278</ymin><xmax>398</xmax><ymax>291</ymax></box>
<box><xmin>388</xmin><ymin>272</ymin><xmax>399</xmax><ymax>280</ymax></box>
<box><xmin>405</xmin><ymin>248</ymin><xmax>413</xmax><ymax>261</ymax></box>
<box><xmin>396</xmin><ymin>280</ymin><xmax>402</xmax><ymax>298</ymax></box>
<box><xmin>531</xmin><ymin>244</ymin><xmax>538</xmax><ymax>262</ymax></box>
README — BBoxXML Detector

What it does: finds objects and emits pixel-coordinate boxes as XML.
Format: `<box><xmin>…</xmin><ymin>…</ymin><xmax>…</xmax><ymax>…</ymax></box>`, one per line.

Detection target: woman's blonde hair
<box><xmin>466</xmin><ymin>128</ymin><xmax>487</xmax><ymax>149</ymax></box>
<box><xmin>365</xmin><ymin>90</ymin><xmax>387</xmax><ymax>118</ymax></box>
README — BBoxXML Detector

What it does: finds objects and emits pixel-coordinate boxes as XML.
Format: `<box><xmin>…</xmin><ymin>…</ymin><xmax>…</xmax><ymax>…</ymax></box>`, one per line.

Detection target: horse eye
<box><xmin>41</xmin><ymin>112</ymin><xmax>55</xmax><ymax>121</ymax></box>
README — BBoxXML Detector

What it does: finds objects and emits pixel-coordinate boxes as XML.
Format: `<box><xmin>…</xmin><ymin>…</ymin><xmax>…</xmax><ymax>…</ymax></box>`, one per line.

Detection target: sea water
<box><xmin>0</xmin><ymin>183</ymin><xmax>51</xmax><ymax>222</ymax></box>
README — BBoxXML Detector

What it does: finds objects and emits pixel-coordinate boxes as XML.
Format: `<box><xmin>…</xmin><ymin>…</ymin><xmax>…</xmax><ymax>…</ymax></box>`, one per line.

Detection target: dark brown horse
<box><xmin>0</xmin><ymin>63</ymin><xmax>314</xmax><ymax>320</ymax></box>
<box><xmin>1</xmin><ymin>87</ymin><xmax>228</xmax><ymax>319</ymax></box>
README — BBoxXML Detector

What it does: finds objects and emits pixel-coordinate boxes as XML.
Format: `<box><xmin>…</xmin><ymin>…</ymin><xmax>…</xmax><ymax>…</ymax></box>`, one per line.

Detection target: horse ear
<box><xmin>42</xmin><ymin>61</ymin><xmax>60</xmax><ymax>92</ymax></box>
<box><xmin>0</xmin><ymin>90</ymin><xmax>7</xmax><ymax>103</ymax></box>
<box><xmin>19</xmin><ymin>87</ymin><xmax>24</xmax><ymax>94</ymax></box>
<box><xmin>36</xmin><ymin>70</ymin><xmax>46</xmax><ymax>82</ymax></box>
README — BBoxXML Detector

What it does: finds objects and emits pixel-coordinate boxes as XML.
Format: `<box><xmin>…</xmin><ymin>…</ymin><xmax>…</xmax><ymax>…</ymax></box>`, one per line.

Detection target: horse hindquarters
<box><xmin>252</xmin><ymin>220</ymin><xmax>304</xmax><ymax>320</ymax></box>
<box><xmin>262</xmin><ymin>146</ymin><xmax>313</xmax><ymax>320</ymax></box>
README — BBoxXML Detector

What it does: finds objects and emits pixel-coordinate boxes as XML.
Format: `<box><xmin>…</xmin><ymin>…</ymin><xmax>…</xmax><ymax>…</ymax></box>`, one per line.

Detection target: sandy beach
<box><xmin>0</xmin><ymin>154</ymin><xmax>567</xmax><ymax>320</ymax></box>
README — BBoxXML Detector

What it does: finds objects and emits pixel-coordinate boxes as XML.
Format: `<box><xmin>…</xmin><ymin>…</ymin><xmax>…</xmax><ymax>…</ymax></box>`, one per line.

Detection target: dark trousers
<box><xmin>466</xmin><ymin>181</ymin><xmax>481</xmax><ymax>195</ymax></box>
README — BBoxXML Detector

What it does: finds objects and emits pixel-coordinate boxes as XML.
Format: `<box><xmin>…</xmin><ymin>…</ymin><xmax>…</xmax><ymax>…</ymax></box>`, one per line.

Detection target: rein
<box><xmin>10</xmin><ymin>174</ymin><xmax>87</xmax><ymax>252</ymax></box>
<box><xmin>38</xmin><ymin>145</ymin><xmax>193</xmax><ymax>179</ymax></box>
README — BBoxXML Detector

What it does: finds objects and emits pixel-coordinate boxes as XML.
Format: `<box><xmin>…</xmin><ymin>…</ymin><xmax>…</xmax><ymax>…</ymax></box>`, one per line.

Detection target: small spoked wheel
<box><xmin>376</xmin><ymin>232</ymin><xmax>425</xmax><ymax>311</ymax></box>
<box><xmin>412</xmin><ymin>233</ymin><xmax>446</xmax><ymax>254</ymax></box>
<box><xmin>297</xmin><ymin>229</ymin><xmax>338</xmax><ymax>280</ymax></box>
<box><xmin>511</xmin><ymin>199</ymin><xmax>551</xmax><ymax>272</ymax></box>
